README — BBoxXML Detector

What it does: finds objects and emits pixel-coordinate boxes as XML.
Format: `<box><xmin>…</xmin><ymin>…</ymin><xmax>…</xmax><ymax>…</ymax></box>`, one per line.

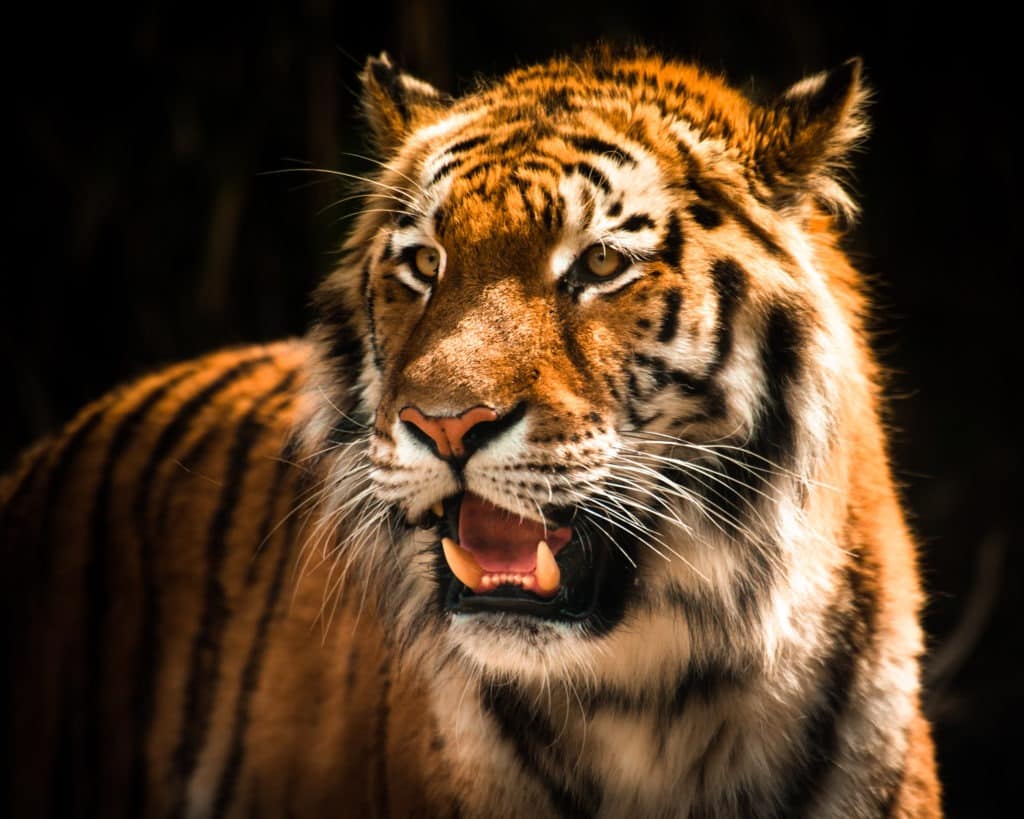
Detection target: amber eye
<box><xmin>414</xmin><ymin>246</ymin><xmax>441</xmax><ymax>278</ymax></box>
<box><xmin>583</xmin><ymin>245</ymin><xmax>627</xmax><ymax>278</ymax></box>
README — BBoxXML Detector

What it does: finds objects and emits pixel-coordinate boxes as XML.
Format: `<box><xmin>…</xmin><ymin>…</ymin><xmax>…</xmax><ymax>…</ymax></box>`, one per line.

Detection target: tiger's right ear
<box><xmin>360</xmin><ymin>53</ymin><xmax>452</xmax><ymax>155</ymax></box>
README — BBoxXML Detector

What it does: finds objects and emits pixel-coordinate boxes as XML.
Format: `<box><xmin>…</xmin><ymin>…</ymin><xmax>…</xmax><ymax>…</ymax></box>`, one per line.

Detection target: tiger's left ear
<box><xmin>752</xmin><ymin>58</ymin><xmax>869</xmax><ymax>220</ymax></box>
<box><xmin>360</xmin><ymin>53</ymin><xmax>452</xmax><ymax>155</ymax></box>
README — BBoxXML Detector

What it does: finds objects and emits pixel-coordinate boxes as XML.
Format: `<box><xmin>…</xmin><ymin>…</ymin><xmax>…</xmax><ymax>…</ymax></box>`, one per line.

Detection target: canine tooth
<box><xmin>442</xmin><ymin>537</ymin><xmax>483</xmax><ymax>590</ymax></box>
<box><xmin>535</xmin><ymin>540</ymin><xmax>560</xmax><ymax>596</ymax></box>
<box><xmin>431</xmin><ymin>502</ymin><xmax>444</xmax><ymax>518</ymax></box>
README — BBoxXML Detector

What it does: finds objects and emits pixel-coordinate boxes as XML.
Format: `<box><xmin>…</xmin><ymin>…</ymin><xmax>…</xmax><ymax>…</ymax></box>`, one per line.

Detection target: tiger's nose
<box><xmin>398</xmin><ymin>405</ymin><xmax>499</xmax><ymax>461</ymax></box>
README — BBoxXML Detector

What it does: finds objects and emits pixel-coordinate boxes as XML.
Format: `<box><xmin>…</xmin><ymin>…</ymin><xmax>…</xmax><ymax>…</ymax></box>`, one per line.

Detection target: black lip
<box><xmin>434</xmin><ymin>493</ymin><xmax>636</xmax><ymax>630</ymax></box>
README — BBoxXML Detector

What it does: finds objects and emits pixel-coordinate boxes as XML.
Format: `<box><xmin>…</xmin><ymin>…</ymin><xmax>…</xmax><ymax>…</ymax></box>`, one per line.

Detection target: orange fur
<box><xmin>3</xmin><ymin>49</ymin><xmax>939</xmax><ymax>817</ymax></box>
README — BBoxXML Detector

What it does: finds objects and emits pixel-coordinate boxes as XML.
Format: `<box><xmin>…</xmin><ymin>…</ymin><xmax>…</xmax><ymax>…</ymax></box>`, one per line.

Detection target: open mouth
<box><xmin>432</xmin><ymin>492</ymin><xmax>617</xmax><ymax>621</ymax></box>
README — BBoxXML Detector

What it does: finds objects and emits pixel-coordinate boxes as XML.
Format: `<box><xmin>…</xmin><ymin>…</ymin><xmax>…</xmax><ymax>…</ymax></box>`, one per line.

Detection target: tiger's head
<box><xmin>305</xmin><ymin>48</ymin><xmax>869</xmax><ymax>685</ymax></box>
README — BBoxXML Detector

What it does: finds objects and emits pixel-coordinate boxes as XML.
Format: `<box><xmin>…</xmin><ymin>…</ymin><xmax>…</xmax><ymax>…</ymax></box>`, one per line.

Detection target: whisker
<box><xmin>338</xmin><ymin>150</ymin><xmax>430</xmax><ymax>197</ymax></box>
<box><xmin>259</xmin><ymin>166</ymin><xmax>424</xmax><ymax>211</ymax></box>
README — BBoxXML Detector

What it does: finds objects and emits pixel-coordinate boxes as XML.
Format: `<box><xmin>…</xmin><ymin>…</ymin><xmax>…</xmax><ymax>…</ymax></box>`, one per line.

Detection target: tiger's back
<box><xmin>2</xmin><ymin>342</ymin><xmax>451</xmax><ymax>818</ymax></box>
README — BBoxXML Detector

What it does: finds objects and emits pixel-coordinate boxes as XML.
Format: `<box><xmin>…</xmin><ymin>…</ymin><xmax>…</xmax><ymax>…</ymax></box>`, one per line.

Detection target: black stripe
<box><xmin>688</xmin><ymin>202</ymin><xmax>723</xmax><ymax>229</ymax></box>
<box><xmin>558</xmin><ymin>316</ymin><xmax>590</xmax><ymax>376</ymax></box>
<box><xmin>444</xmin><ymin>134</ymin><xmax>488</xmax><ymax>156</ymax></box>
<box><xmin>480</xmin><ymin>680</ymin><xmax>600</xmax><ymax>818</ymax></box>
<box><xmin>211</xmin><ymin>452</ymin><xmax>304</xmax><ymax>818</ymax></box>
<box><xmin>374</xmin><ymin>658</ymin><xmax>393</xmax><ymax>819</ymax></box>
<box><xmin>167</xmin><ymin>368</ymin><xmax>298</xmax><ymax>819</ymax></box>
<box><xmin>762</xmin><ymin>301</ymin><xmax>808</xmax><ymax>385</ymax></box>
<box><xmin>696</xmin><ymin>175</ymin><xmax>787</xmax><ymax>259</ymax></box>
<box><xmin>632</xmin><ymin>353</ymin><xmax>672</xmax><ymax>392</ymax></box>
<box><xmin>773</xmin><ymin>566</ymin><xmax>873</xmax><ymax>818</ymax></box>
<box><xmin>151</xmin><ymin>424</ymin><xmax>222</xmax><ymax>551</ymax></box>
<box><xmin>580</xmin><ymin>662</ymin><xmax>741</xmax><ymax>717</ymax></box>
<box><xmin>325</xmin><ymin>316</ymin><xmax>365</xmax><ymax>376</ymax></box>
<box><xmin>489</xmin><ymin>126</ymin><xmax>539</xmax><ymax>155</ymax></box>
<box><xmin>657</xmin><ymin>212</ymin><xmax>684</xmax><ymax>269</ymax></box>
<box><xmin>37</xmin><ymin>401</ymin><xmax>112</xmax><ymax>581</ymax></box>
<box><xmin>320</xmin><ymin>289</ymin><xmax>366</xmax><ymax>382</ymax></box>
<box><xmin>539</xmin><ymin>188</ymin><xmax>558</xmax><ymax>231</ymax></box>
<box><xmin>675</xmin><ymin>138</ymin><xmax>790</xmax><ymax>258</ymax></box>
<box><xmin>565</xmin><ymin>135</ymin><xmax>636</xmax><ymax>165</ymax></box>
<box><xmin>519</xmin><ymin>158</ymin><xmax>561</xmax><ymax>176</ymax></box>
<box><xmin>686</xmin><ymin>172</ymin><xmax>711</xmax><ymax>201</ymax></box>
<box><xmin>538</xmin><ymin>87</ymin><xmax>576</xmax><ymax>115</ymax></box>
<box><xmin>671</xmin><ymin>667</ymin><xmax>743</xmax><ymax>717</ymax></box>
<box><xmin>632</xmin><ymin>353</ymin><xmax>708</xmax><ymax>399</ymax></box>
<box><xmin>127</xmin><ymin>352</ymin><xmax>271</xmax><ymax>818</ymax></box>
<box><xmin>657</xmin><ymin>289</ymin><xmax>683</xmax><ymax>343</ymax></box>
<box><xmin>708</xmin><ymin>258</ymin><xmax>748</xmax><ymax>374</ymax></box>
<box><xmin>514</xmin><ymin>178</ymin><xmax>538</xmax><ymax>225</ymax></box>
<box><xmin>461</xmin><ymin>161</ymin><xmax>491</xmax><ymax>185</ymax></box>
<box><xmin>82</xmin><ymin>367</ymin><xmax>195</xmax><ymax>818</ymax></box>
<box><xmin>362</xmin><ymin>260</ymin><xmax>385</xmax><ymax>372</ymax></box>
<box><xmin>569</xmin><ymin>161</ymin><xmax>611</xmax><ymax>194</ymax></box>
<box><xmin>28</xmin><ymin>402</ymin><xmax>116</xmax><ymax>818</ymax></box>
<box><xmin>433</xmin><ymin>205</ymin><xmax>447</xmax><ymax>237</ymax></box>
<box><xmin>709</xmin><ymin>301</ymin><xmax>805</xmax><ymax>529</ymax></box>
<box><xmin>3</xmin><ymin>402</ymin><xmax>111</xmax><ymax>818</ymax></box>
<box><xmin>243</xmin><ymin>434</ymin><xmax>301</xmax><ymax>588</ymax></box>
<box><xmin>616</xmin><ymin>213</ymin><xmax>655</xmax><ymax>232</ymax></box>
<box><xmin>427</xmin><ymin>158</ymin><xmax>461</xmax><ymax>188</ymax></box>
<box><xmin>659</xmin><ymin>581</ymin><xmax>764</xmax><ymax>664</ymax></box>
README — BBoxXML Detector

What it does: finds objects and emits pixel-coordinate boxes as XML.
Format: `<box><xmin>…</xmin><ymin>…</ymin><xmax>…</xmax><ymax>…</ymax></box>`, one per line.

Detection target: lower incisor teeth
<box><xmin>482</xmin><ymin>573</ymin><xmax>534</xmax><ymax>588</ymax></box>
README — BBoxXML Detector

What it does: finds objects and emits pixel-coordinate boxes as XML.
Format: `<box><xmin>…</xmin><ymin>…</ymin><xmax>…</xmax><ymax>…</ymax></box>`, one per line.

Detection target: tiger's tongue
<box><xmin>458</xmin><ymin>492</ymin><xmax>572</xmax><ymax>573</ymax></box>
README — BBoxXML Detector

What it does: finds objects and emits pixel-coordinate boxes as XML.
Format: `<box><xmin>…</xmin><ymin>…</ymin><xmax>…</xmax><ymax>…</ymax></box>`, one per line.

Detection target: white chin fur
<box><xmin>445</xmin><ymin>613</ymin><xmax>593</xmax><ymax>680</ymax></box>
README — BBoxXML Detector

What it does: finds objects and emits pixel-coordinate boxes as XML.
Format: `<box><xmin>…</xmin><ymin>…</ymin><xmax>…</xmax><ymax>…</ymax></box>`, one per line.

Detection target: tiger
<box><xmin>1</xmin><ymin>46</ymin><xmax>941</xmax><ymax>818</ymax></box>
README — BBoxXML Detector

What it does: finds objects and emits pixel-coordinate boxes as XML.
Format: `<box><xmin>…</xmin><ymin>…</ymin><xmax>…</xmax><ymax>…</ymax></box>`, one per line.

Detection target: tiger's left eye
<box><xmin>414</xmin><ymin>246</ymin><xmax>441</xmax><ymax>278</ymax></box>
<box><xmin>583</xmin><ymin>245</ymin><xmax>627</xmax><ymax>278</ymax></box>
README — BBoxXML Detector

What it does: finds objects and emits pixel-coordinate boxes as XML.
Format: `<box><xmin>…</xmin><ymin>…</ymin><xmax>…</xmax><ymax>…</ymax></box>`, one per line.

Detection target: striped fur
<box><xmin>3</xmin><ymin>48</ymin><xmax>940</xmax><ymax>817</ymax></box>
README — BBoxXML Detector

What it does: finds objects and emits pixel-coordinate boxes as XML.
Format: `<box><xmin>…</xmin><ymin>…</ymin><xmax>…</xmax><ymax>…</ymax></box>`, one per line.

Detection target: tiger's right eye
<box><xmin>584</xmin><ymin>245</ymin><xmax>627</xmax><ymax>278</ymax></box>
<box><xmin>414</xmin><ymin>246</ymin><xmax>441</xmax><ymax>279</ymax></box>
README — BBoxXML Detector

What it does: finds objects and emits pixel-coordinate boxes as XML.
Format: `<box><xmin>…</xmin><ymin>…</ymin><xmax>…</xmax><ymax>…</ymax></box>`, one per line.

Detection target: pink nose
<box><xmin>398</xmin><ymin>405</ymin><xmax>498</xmax><ymax>460</ymax></box>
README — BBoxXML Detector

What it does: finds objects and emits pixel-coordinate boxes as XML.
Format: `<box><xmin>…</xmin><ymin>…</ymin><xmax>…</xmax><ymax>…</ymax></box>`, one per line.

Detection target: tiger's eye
<box><xmin>414</xmin><ymin>246</ymin><xmax>441</xmax><ymax>278</ymax></box>
<box><xmin>584</xmin><ymin>245</ymin><xmax>625</xmax><ymax>278</ymax></box>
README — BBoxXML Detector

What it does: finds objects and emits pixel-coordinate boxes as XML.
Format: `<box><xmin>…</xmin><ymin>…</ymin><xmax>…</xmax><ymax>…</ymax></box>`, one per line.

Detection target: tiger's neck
<box><xmin>427</xmin><ymin>662</ymin><xmax>800</xmax><ymax>817</ymax></box>
<box><xmin>420</xmin><ymin>484</ymin><xmax>920</xmax><ymax>818</ymax></box>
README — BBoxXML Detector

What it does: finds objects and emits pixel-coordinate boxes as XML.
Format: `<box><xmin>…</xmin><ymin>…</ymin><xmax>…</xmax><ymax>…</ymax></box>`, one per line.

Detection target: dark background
<box><xmin>4</xmin><ymin>1</ymin><xmax>1020</xmax><ymax>814</ymax></box>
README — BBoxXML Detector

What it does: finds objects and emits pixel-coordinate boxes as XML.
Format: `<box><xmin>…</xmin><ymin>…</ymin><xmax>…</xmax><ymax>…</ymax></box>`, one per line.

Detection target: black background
<box><xmin>4</xmin><ymin>2</ymin><xmax>1020</xmax><ymax>814</ymax></box>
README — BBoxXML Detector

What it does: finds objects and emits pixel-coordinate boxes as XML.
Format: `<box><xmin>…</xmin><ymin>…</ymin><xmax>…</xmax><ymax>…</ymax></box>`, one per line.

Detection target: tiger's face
<box><xmin>309</xmin><ymin>49</ymin><xmax>866</xmax><ymax>681</ymax></box>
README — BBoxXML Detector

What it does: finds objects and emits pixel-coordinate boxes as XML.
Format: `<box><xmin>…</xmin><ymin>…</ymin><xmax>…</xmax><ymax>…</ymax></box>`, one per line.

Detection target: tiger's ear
<box><xmin>753</xmin><ymin>58</ymin><xmax>869</xmax><ymax>220</ymax></box>
<box><xmin>360</xmin><ymin>53</ymin><xmax>452</xmax><ymax>155</ymax></box>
